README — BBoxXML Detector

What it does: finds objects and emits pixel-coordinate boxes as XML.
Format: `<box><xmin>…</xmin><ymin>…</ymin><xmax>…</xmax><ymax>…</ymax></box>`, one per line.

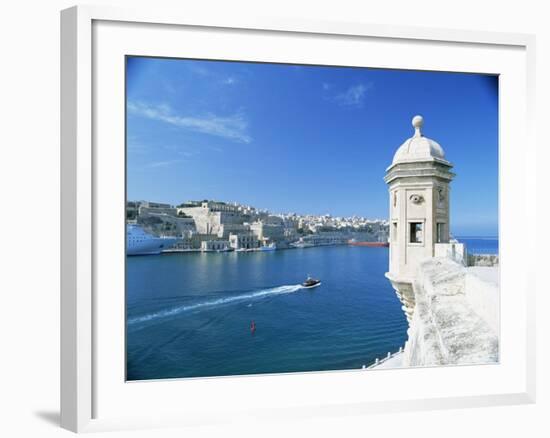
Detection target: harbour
<box><xmin>126</xmin><ymin>245</ymin><xmax>408</xmax><ymax>380</ymax></box>
<box><xmin>126</xmin><ymin>200</ymin><xmax>389</xmax><ymax>256</ymax></box>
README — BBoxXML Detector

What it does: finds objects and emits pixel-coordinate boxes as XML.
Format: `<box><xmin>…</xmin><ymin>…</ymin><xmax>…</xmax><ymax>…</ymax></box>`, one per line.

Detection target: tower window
<box><xmin>392</xmin><ymin>222</ymin><xmax>397</xmax><ymax>241</ymax></box>
<box><xmin>437</xmin><ymin>223</ymin><xmax>446</xmax><ymax>243</ymax></box>
<box><xmin>409</xmin><ymin>222</ymin><xmax>423</xmax><ymax>244</ymax></box>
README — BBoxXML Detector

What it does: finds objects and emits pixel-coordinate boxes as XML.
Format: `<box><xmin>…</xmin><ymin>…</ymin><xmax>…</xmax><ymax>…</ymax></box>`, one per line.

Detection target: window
<box><xmin>392</xmin><ymin>222</ymin><xmax>398</xmax><ymax>241</ymax></box>
<box><xmin>437</xmin><ymin>223</ymin><xmax>445</xmax><ymax>243</ymax></box>
<box><xmin>409</xmin><ymin>222</ymin><xmax>423</xmax><ymax>244</ymax></box>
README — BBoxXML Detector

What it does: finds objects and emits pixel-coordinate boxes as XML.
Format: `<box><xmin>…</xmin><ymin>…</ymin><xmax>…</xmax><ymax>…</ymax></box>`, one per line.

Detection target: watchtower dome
<box><xmin>391</xmin><ymin>115</ymin><xmax>447</xmax><ymax>165</ymax></box>
<box><xmin>384</xmin><ymin>116</ymin><xmax>455</xmax><ymax>318</ymax></box>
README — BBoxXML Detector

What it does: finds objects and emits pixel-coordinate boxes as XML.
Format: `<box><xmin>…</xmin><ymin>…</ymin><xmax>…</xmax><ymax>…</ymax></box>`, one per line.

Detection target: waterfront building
<box><xmin>190</xmin><ymin>233</ymin><xmax>216</xmax><ymax>249</ymax></box>
<box><xmin>299</xmin><ymin>232</ymin><xmax>348</xmax><ymax>246</ymax></box>
<box><xmin>217</xmin><ymin>223</ymin><xmax>250</xmax><ymax>239</ymax></box>
<box><xmin>229</xmin><ymin>232</ymin><xmax>260</xmax><ymax>250</ymax></box>
<box><xmin>200</xmin><ymin>239</ymin><xmax>231</xmax><ymax>252</ymax></box>
<box><xmin>170</xmin><ymin>238</ymin><xmax>194</xmax><ymax>251</ymax></box>
<box><xmin>250</xmin><ymin>220</ymin><xmax>286</xmax><ymax>243</ymax></box>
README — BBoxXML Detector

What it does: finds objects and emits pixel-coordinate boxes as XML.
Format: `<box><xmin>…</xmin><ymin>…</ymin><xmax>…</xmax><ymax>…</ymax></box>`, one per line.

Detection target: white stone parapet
<box><xmin>366</xmin><ymin>347</ymin><xmax>404</xmax><ymax>370</ymax></box>
<box><xmin>434</xmin><ymin>242</ymin><xmax>467</xmax><ymax>265</ymax></box>
<box><xmin>400</xmin><ymin>258</ymin><xmax>499</xmax><ymax>367</ymax></box>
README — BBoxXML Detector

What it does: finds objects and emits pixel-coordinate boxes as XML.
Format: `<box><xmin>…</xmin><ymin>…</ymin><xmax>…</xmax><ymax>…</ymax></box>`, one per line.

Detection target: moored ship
<box><xmin>259</xmin><ymin>242</ymin><xmax>277</xmax><ymax>251</ymax></box>
<box><xmin>347</xmin><ymin>239</ymin><xmax>389</xmax><ymax>248</ymax></box>
<box><xmin>127</xmin><ymin>224</ymin><xmax>178</xmax><ymax>256</ymax></box>
<box><xmin>290</xmin><ymin>241</ymin><xmax>314</xmax><ymax>249</ymax></box>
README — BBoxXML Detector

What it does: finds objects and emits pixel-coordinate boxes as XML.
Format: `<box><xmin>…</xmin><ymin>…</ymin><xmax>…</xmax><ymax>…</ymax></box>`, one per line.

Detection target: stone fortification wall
<box><xmin>468</xmin><ymin>254</ymin><xmax>499</xmax><ymax>267</ymax></box>
<box><xmin>402</xmin><ymin>258</ymin><xmax>499</xmax><ymax>367</ymax></box>
<box><xmin>179</xmin><ymin>207</ymin><xmax>245</xmax><ymax>235</ymax></box>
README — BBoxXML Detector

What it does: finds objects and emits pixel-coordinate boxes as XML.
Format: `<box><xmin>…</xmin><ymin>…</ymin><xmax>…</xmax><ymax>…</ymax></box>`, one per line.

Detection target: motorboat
<box><xmin>302</xmin><ymin>276</ymin><xmax>321</xmax><ymax>288</ymax></box>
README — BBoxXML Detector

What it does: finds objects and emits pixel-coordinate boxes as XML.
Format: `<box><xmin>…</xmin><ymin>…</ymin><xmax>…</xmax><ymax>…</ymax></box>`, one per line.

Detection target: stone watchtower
<box><xmin>384</xmin><ymin>115</ymin><xmax>455</xmax><ymax>322</ymax></box>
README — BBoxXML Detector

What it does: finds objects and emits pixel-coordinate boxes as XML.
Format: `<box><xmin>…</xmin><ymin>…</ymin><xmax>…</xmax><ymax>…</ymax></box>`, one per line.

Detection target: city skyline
<box><xmin>128</xmin><ymin>198</ymin><xmax>390</xmax><ymax>221</ymax></box>
<box><xmin>127</xmin><ymin>57</ymin><xmax>499</xmax><ymax>236</ymax></box>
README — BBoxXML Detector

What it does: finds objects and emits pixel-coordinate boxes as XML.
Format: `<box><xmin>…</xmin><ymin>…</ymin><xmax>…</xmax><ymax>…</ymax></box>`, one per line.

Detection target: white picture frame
<box><xmin>60</xmin><ymin>4</ymin><xmax>536</xmax><ymax>433</ymax></box>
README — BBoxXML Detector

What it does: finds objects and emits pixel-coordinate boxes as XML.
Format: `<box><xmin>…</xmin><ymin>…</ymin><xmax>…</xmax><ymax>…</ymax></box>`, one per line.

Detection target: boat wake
<box><xmin>128</xmin><ymin>284</ymin><xmax>304</xmax><ymax>325</ymax></box>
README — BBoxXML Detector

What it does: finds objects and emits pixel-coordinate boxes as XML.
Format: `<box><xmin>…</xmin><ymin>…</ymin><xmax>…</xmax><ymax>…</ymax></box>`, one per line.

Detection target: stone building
<box><xmin>200</xmin><ymin>239</ymin><xmax>231</xmax><ymax>252</ymax></box>
<box><xmin>199</xmin><ymin>201</ymin><xmax>239</xmax><ymax>213</ymax></box>
<box><xmin>229</xmin><ymin>232</ymin><xmax>260</xmax><ymax>250</ymax></box>
<box><xmin>138</xmin><ymin>201</ymin><xmax>177</xmax><ymax>217</ymax></box>
<box><xmin>384</xmin><ymin>115</ymin><xmax>456</xmax><ymax>322</ymax></box>
<box><xmin>178</xmin><ymin>202</ymin><xmax>245</xmax><ymax>235</ymax></box>
<box><xmin>250</xmin><ymin>220</ymin><xmax>285</xmax><ymax>244</ymax></box>
<box><xmin>217</xmin><ymin>223</ymin><xmax>250</xmax><ymax>239</ymax></box>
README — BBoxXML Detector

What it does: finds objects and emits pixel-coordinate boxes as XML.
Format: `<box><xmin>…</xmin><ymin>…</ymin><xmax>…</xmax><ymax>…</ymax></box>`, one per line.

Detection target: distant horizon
<box><xmin>127</xmin><ymin>57</ymin><xmax>498</xmax><ymax>236</ymax></box>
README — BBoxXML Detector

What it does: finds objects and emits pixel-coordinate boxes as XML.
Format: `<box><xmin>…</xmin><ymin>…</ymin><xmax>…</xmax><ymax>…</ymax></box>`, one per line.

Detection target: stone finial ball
<box><xmin>412</xmin><ymin>115</ymin><xmax>424</xmax><ymax>129</ymax></box>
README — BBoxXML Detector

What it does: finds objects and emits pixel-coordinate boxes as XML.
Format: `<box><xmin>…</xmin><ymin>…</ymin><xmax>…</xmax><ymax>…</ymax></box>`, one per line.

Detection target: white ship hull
<box><xmin>259</xmin><ymin>243</ymin><xmax>277</xmax><ymax>251</ymax></box>
<box><xmin>127</xmin><ymin>224</ymin><xmax>178</xmax><ymax>256</ymax></box>
<box><xmin>290</xmin><ymin>242</ymin><xmax>314</xmax><ymax>248</ymax></box>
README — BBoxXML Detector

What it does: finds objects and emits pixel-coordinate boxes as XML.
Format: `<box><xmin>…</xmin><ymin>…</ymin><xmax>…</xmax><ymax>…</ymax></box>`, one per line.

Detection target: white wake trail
<box><xmin>128</xmin><ymin>284</ymin><xmax>304</xmax><ymax>325</ymax></box>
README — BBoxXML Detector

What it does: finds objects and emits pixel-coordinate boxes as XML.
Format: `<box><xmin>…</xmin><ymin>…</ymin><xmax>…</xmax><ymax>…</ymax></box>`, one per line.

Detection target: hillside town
<box><xmin>127</xmin><ymin>199</ymin><xmax>389</xmax><ymax>252</ymax></box>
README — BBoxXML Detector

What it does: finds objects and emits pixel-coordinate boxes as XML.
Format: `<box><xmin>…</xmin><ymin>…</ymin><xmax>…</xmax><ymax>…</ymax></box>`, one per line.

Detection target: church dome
<box><xmin>391</xmin><ymin>115</ymin><xmax>447</xmax><ymax>165</ymax></box>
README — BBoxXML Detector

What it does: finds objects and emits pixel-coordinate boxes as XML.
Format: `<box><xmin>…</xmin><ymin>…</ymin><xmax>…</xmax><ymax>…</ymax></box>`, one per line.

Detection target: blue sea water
<box><xmin>126</xmin><ymin>246</ymin><xmax>408</xmax><ymax>380</ymax></box>
<box><xmin>456</xmin><ymin>237</ymin><xmax>499</xmax><ymax>255</ymax></box>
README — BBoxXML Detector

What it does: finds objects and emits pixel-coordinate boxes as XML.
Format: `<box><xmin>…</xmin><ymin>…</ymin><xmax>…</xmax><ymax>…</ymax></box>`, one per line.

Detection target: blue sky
<box><xmin>126</xmin><ymin>57</ymin><xmax>499</xmax><ymax>236</ymax></box>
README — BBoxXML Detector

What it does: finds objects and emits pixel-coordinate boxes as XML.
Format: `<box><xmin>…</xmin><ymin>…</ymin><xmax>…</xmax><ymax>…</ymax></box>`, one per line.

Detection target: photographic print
<box><xmin>125</xmin><ymin>57</ymin><xmax>499</xmax><ymax>381</ymax></box>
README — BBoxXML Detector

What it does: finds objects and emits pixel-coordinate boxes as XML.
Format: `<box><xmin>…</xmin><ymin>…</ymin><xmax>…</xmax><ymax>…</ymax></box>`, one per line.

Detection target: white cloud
<box><xmin>127</xmin><ymin>101</ymin><xmax>252</xmax><ymax>144</ymax></box>
<box><xmin>187</xmin><ymin>65</ymin><xmax>238</xmax><ymax>86</ymax></box>
<box><xmin>334</xmin><ymin>83</ymin><xmax>372</xmax><ymax>107</ymax></box>
<box><xmin>146</xmin><ymin>159</ymin><xmax>183</xmax><ymax>168</ymax></box>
